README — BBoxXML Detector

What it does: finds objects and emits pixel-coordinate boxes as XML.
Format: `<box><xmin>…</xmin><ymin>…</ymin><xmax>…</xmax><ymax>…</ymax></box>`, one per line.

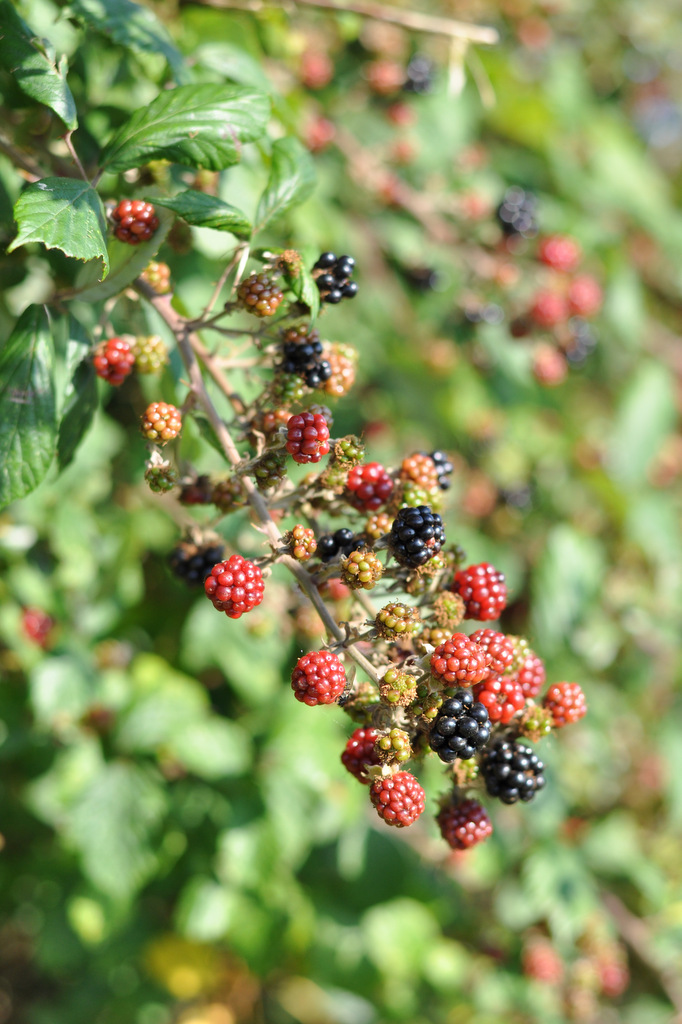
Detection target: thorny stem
<box><xmin>135</xmin><ymin>281</ymin><xmax>381</xmax><ymax>685</ymax></box>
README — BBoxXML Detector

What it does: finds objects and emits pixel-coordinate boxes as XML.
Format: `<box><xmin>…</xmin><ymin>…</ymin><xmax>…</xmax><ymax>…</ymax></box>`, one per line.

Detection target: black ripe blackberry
<box><xmin>279</xmin><ymin>326</ymin><xmax>333</xmax><ymax>390</ymax></box>
<box><xmin>429</xmin><ymin>450</ymin><xmax>454</xmax><ymax>491</ymax></box>
<box><xmin>481</xmin><ymin>740</ymin><xmax>546</xmax><ymax>804</ymax></box>
<box><xmin>403</xmin><ymin>54</ymin><xmax>434</xmax><ymax>94</ymax></box>
<box><xmin>313</xmin><ymin>252</ymin><xmax>358</xmax><ymax>304</ymax></box>
<box><xmin>496</xmin><ymin>187</ymin><xmax>539</xmax><ymax>239</ymax></box>
<box><xmin>317</xmin><ymin>527</ymin><xmax>358</xmax><ymax>562</ymax></box>
<box><xmin>169</xmin><ymin>540</ymin><xmax>224</xmax><ymax>587</ymax></box>
<box><xmin>429</xmin><ymin>689</ymin><xmax>491</xmax><ymax>763</ymax></box>
<box><xmin>389</xmin><ymin>505</ymin><xmax>445</xmax><ymax>568</ymax></box>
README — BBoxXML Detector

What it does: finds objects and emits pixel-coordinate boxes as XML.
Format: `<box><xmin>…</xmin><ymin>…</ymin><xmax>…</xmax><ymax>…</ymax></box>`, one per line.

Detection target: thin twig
<box><xmin>204</xmin><ymin>243</ymin><xmax>248</xmax><ymax>316</ymax></box>
<box><xmin>63</xmin><ymin>130</ymin><xmax>89</xmax><ymax>182</ymax></box>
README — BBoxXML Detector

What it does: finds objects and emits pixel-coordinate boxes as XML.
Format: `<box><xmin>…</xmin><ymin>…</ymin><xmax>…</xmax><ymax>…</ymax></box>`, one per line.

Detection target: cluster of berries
<box><xmin>313</xmin><ymin>252</ymin><xmax>358</xmax><ymax>304</ymax></box>
<box><xmin>93</xmin><ymin>331</ymin><xmax>168</xmax><ymax>385</ymax></box>
<box><xmin>279</xmin><ymin>325</ymin><xmax>332</xmax><ymax>389</ymax></box>
<box><xmin>111</xmin><ymin>199</ymin><xmax>159</xmax><ymax>244</ymax></box>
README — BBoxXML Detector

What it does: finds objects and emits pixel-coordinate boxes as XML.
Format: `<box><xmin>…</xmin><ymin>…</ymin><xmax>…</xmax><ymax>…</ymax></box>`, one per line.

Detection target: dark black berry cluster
<box><xmin>496</xmin><ymin>187</ymin><xmax>539</xmax><ymax>239</ymax></box>
<box><xmin>428</xmin><ymin>689</ymin><xmax>491</xmax><ymax>763</ymax></box>
<box><xmin>317</xmin><ymin>528</ymin><xmax>358</xmax><ymax>562</ymax></box>
<box><xmin>280</xmin><ymin>326</ymin><xmax>332</xmax><ymax>389</ymax></box>
<box><xmin>429</xmin><ymin>450</ymin><xmax>454</xmax><ymax>491</ymax></box>
<box><xmin>389</xmin><ymin>505</ymin><xmax>445</xmax><ymax>568</ymax></box>
<box><xmin>403</xmin><ymin>54</ymin><xmax>434</xmax><ymax>94</ymax></box>
<box><xmin>565</xmin><ymin>317</ymin><xmax>598</xmax><ymax>366</ymax></box>
<box><xmin>169</xmin><ymin>541</ymin><xmax>224</xmax><ymax>587</ymax></box>
<box><xmin>313</xmin><ymin>252</ymin><xmax>358</xmax><ymax>304</ymax></box>
<box><xmin>481</xmin><ymin>740</ymin><xmax>546</xmax><ymax>804</ymax></box>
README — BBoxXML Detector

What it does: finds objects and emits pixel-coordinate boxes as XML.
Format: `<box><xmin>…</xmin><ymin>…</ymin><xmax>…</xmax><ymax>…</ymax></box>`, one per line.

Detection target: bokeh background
<box><xmin>1</xmin><ymin>1</ymin><xmax>681</xmax><ymax>1022</ymax></box>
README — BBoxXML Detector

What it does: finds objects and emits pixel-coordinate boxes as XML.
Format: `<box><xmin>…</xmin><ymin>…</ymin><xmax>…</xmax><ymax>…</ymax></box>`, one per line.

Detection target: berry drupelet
<box><xmin>481</xmin><ymin>740</ymin><xmax>546</xmax><ymax>804</ymax></box>
<box><xmin>346</xmin><ymin>462</ymin><xmax>394</xmax><ymax>511</ymax></box>
<box><xmin>111</xmin><ymin>199</ymin><xmax>159</xmax><ymax>244</ymax></box>
<box><xmin>291</xmin><ymin>650</ymin><xmax>347</xmax><ymax>706</ymax></box>
<box><xmin>317</xmin><ymin>527</ymin><xmax>358</xmax><ymax>562</ymax></box>
<box><xmin>389</xmin><ymin>505</ymin><xmax>445</xmax><ymax>568</ymax></box>
<box><xmin>313</xmin><ymin>252</ymin><xmax>358</xmax><ymax>304</ymax></box>
<box><xmin>285</xmin><ymin>410</ymin><xmax>330</xmax><ymax>464</ymax></box>
<box><xmin>428</xmin><ymin>689</ymin><xmax>491</xmax><ymax>763</ymax></box>
<box><xmin>369</xmin><ymin>771</ymin><xmax>425</xmax><ymax>827</ymax></box>
<box><xmin>204</xmin><ymin>554</ymin><xmax>265</xmax><ymax>618</ymax></box>
<box><xmin>452</xmin><ymin>562</ymin><xmax>507</xmax><ymax>621</ymax></box>
<box><xmin>430</xmin><ymin>633</ymin><xmax>492</xmax><ymax>687</ymax></box>
<box><xmin>93</xmin><ymin>337</ymin><xmax>136</xmax><ymax>385</ymax></box>
<box><xmin>437</xmin><ymin>798</ymin><xmax>493</xmax><ymax>850</ymax></box>
<box><xmin>496</xmin><ymin>187</ymin><xmax>538</xmax><ymax>238</ymax></box>
<box><xmin>341</xmin><ymin>727</ymin><xmax>381</xmax><ymax>782</ymax></box>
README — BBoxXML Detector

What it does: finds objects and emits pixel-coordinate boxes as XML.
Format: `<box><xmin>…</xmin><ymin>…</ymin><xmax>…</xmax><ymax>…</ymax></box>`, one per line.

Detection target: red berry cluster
<box><xmin>437</xmin><ymin>798</ymin><xmax>493</xmax><ymax>850</ymax></box>
<box><xmin>111</xmin><ymin>199</ymin><xmax>159</xmax><ymax>244</ymax></box>
<box><xmin>93</xmin><ymin>337</ymin><xmax>136</xmax><ymax>385</ymax></box>
<box><xmin>430</xmin><ymin>632</ymin><xmax>492</xmax><ymax>686</ymax></box>
<box><xmin>291</xmin><ymin>650</ymin><xmax>346</xmax><ymax>706</ymax></box>
<box><xmin>285</xmin><ymin>411</ymin><xmax>330</xmax><ymax>464</ymax></box>
<box><xmin>140</xmin><ymin>402</ymin><xmax>182</xmax><ymax>444</ymax></box>
<box><xmin>369</xmin><ymin>771</ymin><xmax>425</xmax><ymax>827</ymax></box>
<box><xmin>346</xmin><ymin>462</ymin><xmax>394</xmax><ymax>510</ymax></box>
<box><xmin>21</xmin><ymin>607</ymin><xmax>54</xmax><ymax>648</ymax></box>
<box><xmin>340</xmin><ymin>727</ymin><xmax>381</xmax><ymax>782</ymax></box>
<box><xmin>452</xmin><ymin>562</ymin><xmax>507</xmax><ymax>621</ymax></box>
<box><xmin>204</xmin><ymin>554</ymin><xmax>265</xmax><ymax>619</ymax></box>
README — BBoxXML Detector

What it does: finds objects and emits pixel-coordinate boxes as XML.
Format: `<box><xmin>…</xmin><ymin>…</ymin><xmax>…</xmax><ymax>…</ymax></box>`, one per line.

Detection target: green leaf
<box><xmin>70</xmin><ymin>203</ymin><xmax>173</xmax><ymax>302</ymax></box>
<box><xmin>0</xmin><ymin>2</ymin><xmax>78</xmax><ymax>129</ymax></box>
<box><xmin>0</xmin><ymin>305</ymin><xmax>57</xmax><ymax>510</ymax></box>
<box><xmin>607</xmin><ymin>361</ymin><xmax>677</xmax><ymax>488</ymax></box>
<box><xmin>68</xmin><ymin>0</ymin><xmax>190</xmax><ymax>84</ymax></box>
<box><xmin>53</xmin><ymin>315</ymin><xmax>98</xmax><ymax>467</ymax></box>
<box><xmin>101</xmin><ymin>84</ymin><xmax>270</xmax><ymax>173</ymax></box>
<box><xmin>170</xmin><ymin>719</ymin><xmax>251</xmax><ymax>780</ymax></box>
<box><xmin>531</xmin><ymin>525</ymin><xmax>605</xmax><ymax>654</ymax></box>
<box><xmin>150</xmin><ymin>190</ymin><xmax>251</xmax><ymax>238</ymax></box>
<box><xmin>65</xmin><ymin>761</ymin><xmax>167</xmax><ymax>901</ymax></box>
<box><xmin>8</xmin><ymin>178</ymin><xmax>109</xmax><ymax>277</ymax></box>
<box><xmin>195</xmin><ymin>42</ymin><xmax>272</xmax><ymax>92</ymax></box>
<box><xmin>253</xmin><ymin>137</ymin><xmax>316</xmax><ymax>235</ymax></box>
<box><xmin>29</xmin><ymin>655</ymin><xmax>93</xmax><ymax>731</ymax></box>
<box><xmin>282</xmin><ymin>257</ymin><xmax>320</xmax><ymax>321</ymax></box>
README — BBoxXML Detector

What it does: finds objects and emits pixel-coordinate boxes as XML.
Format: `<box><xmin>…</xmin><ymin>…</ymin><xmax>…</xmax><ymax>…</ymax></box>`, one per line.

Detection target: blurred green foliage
<box><xmin>1</xmin><ymin>1</ymin><xmax>682</xmax><ymax>1023</ymax></box>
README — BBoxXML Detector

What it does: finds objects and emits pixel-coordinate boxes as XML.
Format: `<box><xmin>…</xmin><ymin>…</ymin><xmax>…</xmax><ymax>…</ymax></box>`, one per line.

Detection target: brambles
<box><xmin>132</xmin><ymin>334</ymin><xmax>168</xmax><ymax>373</ymax></box>
<box><xmin>543</xmin><ymin>682</ymin><xmax>587</xmax><ymax>727</ymax></box>
<box><xmin>496</xmin><ymin>186</ymin><xmax>538</xmax><ymax>238</ymax></box>
<box><xmin>369</xmin><ymin>771</ymin><xmax>425</xmax><ymax>827</ymax></box>
<box><xmin>469</xmin><ymin>629</ymin><xmax>515</xmax><ymax>674</ymax></box>
<box><xmin>346</xmin><ymin>462</ymin><xmax>394</xmax><ymax>510</ymax></box>
<box><xmin>341</xmin><ymin>548</ymin><xmax>383</xmax><ymax>590</ymax></box>
<box><xmin>285</xmin><ymin>410</ymin><xmax>330</xmax><ymax>464</ymax></box>
<box><xmin>317</xmin><ymin>528</ymin><xmax>358</xmax><ymax>562</ymax></box>
<box><xmin>286</xmin><ymin>525</ymin><xmax>317</xmax><ymax>561</ymax></box>
<box><xmin>374</xmin><ymin>602</ymin><xmax>420</xmax><ymax>640</ymax></box>
<box><xmin>430</xmin><ymin>633</ymin><xmax>492</xmax><ymax>687</ymax></box>
<box><xmin>140</xmin><ymin>402</ymin><xmax>182</xmax><ymax>443</ymax></box>
<box><xmin>473</xmin><ymin>675</ymin><xmax>525</xmax><ymax>724</ymax></box>
<box><xmin>428</xmin><ymin>689</ymin><xmax>491</xmax><ymax>763</ymax></box>
<box><xmin>111</xmin><ymin>199</ymin><xmax>159</xmax><ymax>243</ymax></box>
<box><xmin>313</xmin><ymin>252</ymin><xmax>358</xmax><ymax>304</ymax></box>
<box><xmin>481</xmin><ymin>740</ymin><xmax>546</xmax><ymax>804</ymax></box>
<box><xmin>291</xmin><ymin>650</ymin><xmax>347</xmax><ymax>706</ymax></box>
<box><xmin>204</xmin><ymin>555</ymin><xmax>265</xmax><ymax>618</ymax></box>
<box><xmin>169</xmin><ymin>539</ymin><xmax>224</xmax><ymax>587</ymax></box>
<box><xmin>140</xmin><ymin>260</ymin><xmax>172</xmax><ymax>294</ymax></box>
<box><xmin>436</xmin><ymin>798</ymin><xmax>493</xmax><ymax>850</ymax></box>
<box><xmin>238</xmin><ymin>272</ymin><xmax>284</xmax><ymax>317</ymax></box>
<box><xmin>144</xmin><ymin>454</ymin><xmax>178</xmax><ymax>493</ymax></box>
<box><xmin>93</xmin><ymin>337</ymin><xmax>135</xmax><ymax>385</ymax></box>
<box><xmin>379</xmin><ymin>667</ymin><xmax>417</xmax><ymax>706</ymax></box>
<box><xmin>279</xmin><ymin>325</ymin><xmax>332</xmax><ymax>389</ymax></box>
<box><xmin>389</xmin><ymin>505</ymin><xmax>445</xmax><ymax>567</ymax></box>
<box><xmin>452</xmin><ymin>562</ymin><xmax>507</xmax><ymax>621</ymax></box>
<box><xmin>341</xmin><ymin>727</ymin><xmax>381</xmax><ymax>782</ymax></box>
<box><xmin>21</xmin><ymin>607</ymin><xmax>54</xmax><ymax>648</ymax></box>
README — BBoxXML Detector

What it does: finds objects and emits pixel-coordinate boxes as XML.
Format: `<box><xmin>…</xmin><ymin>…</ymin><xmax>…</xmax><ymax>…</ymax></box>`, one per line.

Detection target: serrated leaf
<box><xmin>65</xmin><ymin>761</ymin><xmax>167</xmax><ymax>901</ymax></box>
<box><xmin>195</xmin><ymin>42</ymin><xmax>272</xmax><ymax>92</ymax></box>
<box><xmin>101</xmin><ymin>84</ymin><xmax>270</xmax><ymax>173</ymax></box>
<box><xmin>254</xmin><ymin>137</ymin><xmax>316</xmax><ymax>235</ymax></box>
<box><xmin>70</xmin><ymin>203</ymin><xmax>173</xmax><ymax>302</ymax></box>
<box><xmin>0</xmin><ymin>305</ymin><xmax>57</xmax><ymax>510</ymax></box>
<box><xmin>68</xmin><ymin>0</ymin><xmax>190</xmax><ymax>84</ymax></box>
<box><xmin>8</xmin><ymin>178</ymin><xmax>109</xmax><ymax>277</ymax></box>
<box><xmin>0</xmin><ymin>2</ymin><xmax>78</xmax><ymax>129</ymax></box>
<box><xmin>150</xmin><ymin>190</ymin><xmax>251</xmax><ymax>238</ymax></box>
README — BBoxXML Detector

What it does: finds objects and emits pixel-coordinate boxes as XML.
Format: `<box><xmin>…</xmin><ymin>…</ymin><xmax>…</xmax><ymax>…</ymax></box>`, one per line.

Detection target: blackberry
<box><xmin>317</xmin><ymin>527</ymin><xmax>358</xmax><ymax>562</ymax></box>
<box><xmin>93</xmin><ymin>337</ymin><xmax>135</xmax><ymax>385</ymax></box>
<box><xmin>389</xmin><ymin>504</ymin><xmax>445</xmax><ymax>568</ymax></box>
<box><xmin>481</xmin><ymin>740</ymin><xmax>546</xmax><ymax>804</ymax></box>
<box><xmin>237</xmin><ymin>272</ymin><xmax>284</xmax><ymax>317</ymax></box>
<box><xmin>111</xmin><ymin>199</ymin><xmax>159</xmax><ymax>244</ymax></box>
<box><xmin>428</xmin><ymin>688</ymin><xmax>491</xmax><ymax>763</ymax></box>
<box><xmin>429</xmin><ymin>450</ymin><xmax>454</xmax><ymax>490</ymax></box>
<box><xmin>437</xmin><ymin>798</ymin><xmax>493</xmax><ymax>850</ymax></box>
<box><xmin>313</xmin><ymin>252</ymin><xmax>358</xmax><ymax>303</ymax></box>
<box><xmin>496</xmin><ymin>186</ymin><xmax>538</xmax><ymax>239</ymax></box>
<box><xmin>253</xmin><ymin>449</ymin><xmax>287</xmax><ymax>491</ymax></box>
<box><xmin>279</xmin><ymin>326</ymin><xmax>332</xmax><ymax>390</ymax></box>
<box><xmin>169</xmin><ymin>540</ymin><xmax>224</xmax><ymax>587</ymax></box>
<box><xmin>403</xmin><ymin>54</ymin><xmax>434</xmax><ymax>94</ymax></box>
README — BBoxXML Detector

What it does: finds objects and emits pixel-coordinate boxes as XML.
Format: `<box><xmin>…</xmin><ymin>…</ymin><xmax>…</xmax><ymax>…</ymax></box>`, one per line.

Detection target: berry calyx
<box><xmin>111</xmin><ymin>199</ymin><xmax>159</xmax><ymax>244</ymax></box>
<box><xmin>140</xmin><ymin>402</ymin><xmax>182</xmax><ymax>443</ymax></box>
<box><xmin>93</xmin><ymin>337</ymin><xmax>135</xmax><ymax>385</ymax></box>
<box><xmin>388</xmin><ymin>504</ymin><xmax>445</xmax><ymax>567</ymax></box>
<box><xmin>543</xmin><ymin>681</ymin><xmax>587</xmax><ymax>727</ymax></box>
<box><xmin>473</xmin><ymin>675</ymin><xmax>525</xmax><ymax>724</ymax></box>
<box><xmin>430</xmin><ymin>633</ymin><xmax>492</xmax><ymax>687</ymax></box>
<box><xmin>469</xmin><ymin>629</ymin><xmax>515</xmax><ymax>675</ymax></box>
<box><xmin>374</xmin><ymin>602</ymin><xmax>421</xmax><ymax>640</ymax></box>
<box><xmin>204</xmin><ymin>554</ymin><xmax>265</xmax><ymax>618</ymax></box>
<box><xmin>341</xmin><ymin>728</ymin><xmax>381</xmax><ymax>782</ymax></box>
<box><xmin>428</xmin><ymin>688</ymin><xmax>491</xmax><ymax>762</ymax></box>
<box><xmin>437</xmin><ymin>798</ymin><xmax>493</xmax><ymax>850</ymax></box>
<box><xmin>537</xmin><ymin>235</ymin><xmax>581</xmax><ymax>273</ymax></box>
<box><xmin>346</xmin><ymin>462</ymin><xmax>394</xmax><ymax>511</ymax></box>
<box><xmin>237</xmin><ymin>272</ymin><xmax>284</xmax><ymax>317</ymax></box>
<box><xmin>481</xmin><ymin>740</ymin><xmax>546</xmax><ymax>804</ymax></box>
<box><xmin>451</xmin><ymin>562</ymin><xmax>507</xmax><ymax>621</ymax></box>
<box><xmin>341</xmin><ymin>548</ymin><xmax>383</xmax><ymax>590</ymax></box>
<box><xmin>291</xmin><ymin>650</ymin><xmax>347</xmax><ymax>706</ymax></box>
<box><xmin>369</xmin><ymin>771</ymin><xmax>425</xmax><ymax>827</ymax></box>
<box><xmin>285</xmin><ymin>410</ymin><xmax>330</xmax><ymax>464</ymax></box>
<box><xmin>132</xmin><ymin>334</ymin><xmax>168</xmax><ymax>374</ymax></box>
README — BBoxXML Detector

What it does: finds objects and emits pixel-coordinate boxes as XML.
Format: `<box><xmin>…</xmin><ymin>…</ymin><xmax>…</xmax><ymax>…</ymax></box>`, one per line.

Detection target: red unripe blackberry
<box><xmin>93</xmin><ymin>337</ymin><xmax>135</xmax><ymax>385</ymax></box>
<box><xmin>288</xmin><ymin>524</ymin><xmax>317</xmax><ymax>561</ymax></box>
<box><xmin>537</xmin><ymin>234</ymin><xmax>581</xmax><ymax>273</ymax></box>
<box><xmin>452</xmin><ymin>562</ymin><xmax>507</xmax><ymax>621</ymax></box>
<box><xmin>469</xmin><ymin>629</ymin><xmax>515</xmax><ymax>675</ymax></box>
<box><xmin>111</xmin><ymin>199</ymin><xmax>159</xmax><ymax>244</ymax></box>
<box><xmin>237</xmin><ymin>272</ymin><xmax>284</xmax><ymax>317</ymax></box>
<box><xmin>568</xmin><ymin>274</ymin><xmax>602</xmax><ymax>317</ymax></box>
<box><xmin>300</xmin><ymin>49</ymin><xmax>334</xmax><ymax>89</ymax></box>
<box><xmin>516</xmin><ymin>649</ymin><xmax>546</xmax><ymax>698</ymax></box>
<box><xmin>291</xmin><ymin>650</ymin><xmax>347</xmax><ymax>706</ymax></box>
<box><xmin>285</xmin><ymin>411</ymin><xmax>330</xmax><ymax>464</ymax></box>
<box><xmin>437</xmin><ymin>798</ymin><xmax>493</xmax><ymax>850</ymax></box>
<box><xmin>305</xmin><ymin>115</ymin><xmax>336</xmax><ymax>153</ymax></box>
<box><xmin>346</xmin><ymin>462</ymin><xmax>394</xmax><ymax>511</ymax></box>
<box><xmin>430</xmin><ymin>632</ymin><xmax>492</xmax><ymax>687</ymax></box>
<box><xmin>543</xmin><ymin>681</ymin><xmax>587</xmax><ymax>727</ymax></box>
<box><xmin>369</xmin><ymin>771</ymin><xmax>425</xmax><ymax>827</ymax></box>
<box><xmin>529</xmin><ymin>290</ymin><xmax>569</xmax><ymax>328</ymax></box>
<box><xmin>473</xmin><ymin>675</ymin><xmax>525</xmax><ymax>724</ymax></box>
<box><xmin>400</xmin><ymin>452</ymin><xmax>439</xmax><ymax>490</ymax></box>
<box><xmin>141</xmin><ymin>260</ymin><xmax>171</xmax><ymax>294</ymax></box>
<box><xmin>341</xmin><ymin>727</ymin><xmax>381</xmax><ymax>782</ymax></box>
<box><xmin>204</xmin><ymin>554</ymin><xmax>265</xmax><ymax>619</ymax></box>
<box><xmin>532</xmin><ymin>344</ymin><xmax>568</xmax><ymax>387</ymax></box>
<box><xmin>21</xmin><ymin>607</ymin><xmax>54</xmax><ymax>648</ymax></box>
<box><xmin>140</xmin><ymin>402</ymin><xmax>182</xmax><ymax>443</ymax></box>
<box><xmin>522</xmin><ymin>937</ymin><xmax>565</xmax><ymax>985</ymax></box>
